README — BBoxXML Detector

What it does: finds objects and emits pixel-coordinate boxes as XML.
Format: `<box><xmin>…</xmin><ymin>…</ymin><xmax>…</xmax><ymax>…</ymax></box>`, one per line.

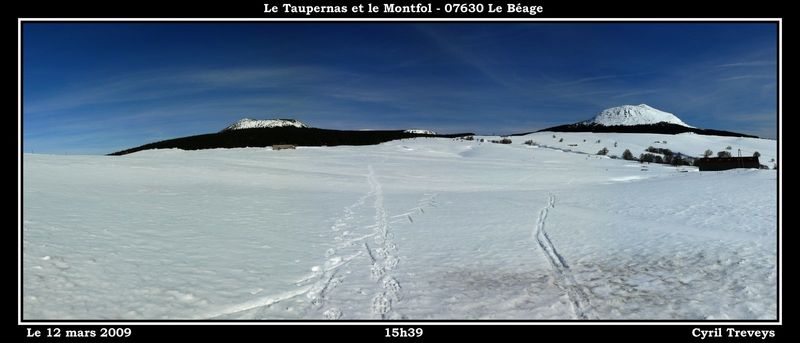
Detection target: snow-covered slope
<box><xmin>222</xmin><ymin>118</ymin><xmax>308</xmax><ymax>131</ymax></box>
<box><xmin>586</xmin><ymin>104</ymin><xmax>692</xmax><ymax>127</ymax></box>
<box><xmin>504</xmin><ymin>131</ymin><xmax>777</xmax><ymax>168</ymax></box>
<box><xmin>403</xmin><ymin>129</ymin><xmax>436</xmax><ymax>135</ymax></box>
<box><xmin>22</xmin><ymin>134</ymin><xmax>777</xmax><ymax>320</ymax></box>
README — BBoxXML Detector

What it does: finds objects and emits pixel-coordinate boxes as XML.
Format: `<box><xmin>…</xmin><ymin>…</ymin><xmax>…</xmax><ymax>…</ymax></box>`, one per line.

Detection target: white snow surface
<box><xmin>222</xmin><ymin>118</ymin><xmax>308</xmax><ymax>131</ymax></box>
<box><xmin>513</xmin><ymin>131</ymin><xmax>776</xmax><ymax>166</ymax></box>
<box><xmin>404</xmin><ymin>129</ymin><xmax>436</xmax><ymax>135</ymax></box>
<box><xmin>22</xmin><ymin>133</ymin><xmax>777</xmax><ymax>320</ymax></box>
<box><xmin>586</xmin><ymin>104</ymin><xmax>693</xmax><ymax>127</ymax></box>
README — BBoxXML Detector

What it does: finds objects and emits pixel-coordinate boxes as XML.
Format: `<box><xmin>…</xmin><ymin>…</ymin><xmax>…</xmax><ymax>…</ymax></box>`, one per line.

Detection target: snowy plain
<box><xmin>22</xmin><ymin>133</ymin><xmax>778</xmax><ymax>320</ymax></box>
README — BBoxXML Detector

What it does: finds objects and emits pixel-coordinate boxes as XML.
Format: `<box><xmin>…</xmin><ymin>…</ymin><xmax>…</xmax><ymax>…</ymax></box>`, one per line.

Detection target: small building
<box><xmin>694</xmin><ymin>156</ymin><xmax>760</xmax><ymax>171</ymax></box>
<box><xmin>272</xmin><ymin>144</ymin><xmax>296</xmax><ymax>150</ymax></box>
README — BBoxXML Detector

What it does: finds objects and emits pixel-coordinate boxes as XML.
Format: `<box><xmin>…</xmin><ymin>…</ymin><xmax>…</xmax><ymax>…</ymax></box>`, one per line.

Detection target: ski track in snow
<box><xmin>302</xmin><ymin>184</ymin><xmax>374</xmax><ymax>319</ymax></box>
<box><xmin>308</xmin><ymin>171</ymin><xmax>376</xmax><ymax>320</ymax></box>
<box><xmin>241</xmin><ymin>165</ymin><xmax>438</xmax><ymax>320</ymax></box>
<box><xmin>205</xmin><ymin>179</ymin><xmax>374</xmax><ymax>320</ymax></box>
<box><xmin>534</xmin><ymin>193</ymin><xmax>596</xmax><ymax>320</ymax></box>
<box><xmin>205</xmin><ymin>285</ymin><xmax>312</xmax><ymax>319</ymax></box>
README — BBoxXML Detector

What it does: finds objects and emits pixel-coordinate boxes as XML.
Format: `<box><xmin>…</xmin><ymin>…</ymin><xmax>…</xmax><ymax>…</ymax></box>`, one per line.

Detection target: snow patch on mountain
<box><xmin>404</xmin><ymin>129</ymin><xmax>436</xmax><ymax>135</ymax></box>
<box><xmin>222</xmin><ymin>118</ymin><xmax>308</xmax><ymax>131</ymax></box>
<box><xmin>587</xmin><ymin>104</ymin><xmax>693</xmax><ymax>128</ymax></box>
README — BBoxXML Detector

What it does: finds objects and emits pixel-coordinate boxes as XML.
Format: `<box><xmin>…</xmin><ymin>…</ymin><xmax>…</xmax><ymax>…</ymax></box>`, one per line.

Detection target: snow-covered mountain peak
<box><xmin>588</xmin><ymin>104</ymin><xmax>692</xmax><ymax>127</ymax></box>
<box><xmin>222</xmin><ymin>118</ymin><xmax>308</xmax><ymax>131</ymax></box>
<box><xmin>404</xmin><ymin>129</ymin><xmax>437</xmax><ymax>135</ymax></box>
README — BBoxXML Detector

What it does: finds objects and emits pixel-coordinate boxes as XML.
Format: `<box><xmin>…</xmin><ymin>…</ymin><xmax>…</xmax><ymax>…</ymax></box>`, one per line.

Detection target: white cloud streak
<box><xmin>715</xmin><ymin>61</ymin><xmax>776</xmax><ymax>68</ymax></box>
<box><xmin>25</xmin><ymin>66</ymin><xmax>341</xmax><ymax>114</ymax></box>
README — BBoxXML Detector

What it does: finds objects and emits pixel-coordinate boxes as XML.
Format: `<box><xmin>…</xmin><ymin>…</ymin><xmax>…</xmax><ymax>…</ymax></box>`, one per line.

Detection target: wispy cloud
<box><xmin>715</xmin><ymin>61</ymin><xmax>776</xmax><ymax>68</ymax></box>
<box><xmin>25</xmin><ymin>66</ymin><xmax>341</xmax><ymax>115</ymax></box>
<box><xmin>718</xmin><ymin>75</ymin><xmax>773</xmax><ymax>81</ymax></box>
<box><xmin>413</xmin><ymin>25</ymin><xmax>516</xmax><ymax>90</ymax></box>
<box><xmin>550</xmin><ymin>73</ymin><xmax>649</xmax><ymax>88</ymax></box>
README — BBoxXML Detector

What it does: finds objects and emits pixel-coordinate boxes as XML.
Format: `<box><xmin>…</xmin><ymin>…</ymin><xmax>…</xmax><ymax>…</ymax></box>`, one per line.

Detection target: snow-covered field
<box><xmin>21</xmin><ymin>133</ymin><xmax>778</xmax><ymax>320</ymax></box>
<box><xmin>509</xmin><ymin>132</ymin><xmax>777</xmax><ymax>166</ymax></box>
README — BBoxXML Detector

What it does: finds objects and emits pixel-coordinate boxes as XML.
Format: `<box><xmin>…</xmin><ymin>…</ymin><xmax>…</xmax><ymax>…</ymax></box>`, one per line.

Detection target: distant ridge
<box><xmin>109</xmin><ymin>119</ymin><xmax>472</xmax><ymax>155</ymax></box>
<box><xmin>525</xmin><ymin>122</ymin><xmax>757</xmax><ymax>138</ymax></box>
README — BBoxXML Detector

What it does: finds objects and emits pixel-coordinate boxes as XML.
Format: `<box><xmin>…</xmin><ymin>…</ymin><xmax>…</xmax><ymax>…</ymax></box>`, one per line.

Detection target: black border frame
<box><xmin>16</xmin><ymin>7</ymin><xmax>783</xmax><ymax>341</ymax></box>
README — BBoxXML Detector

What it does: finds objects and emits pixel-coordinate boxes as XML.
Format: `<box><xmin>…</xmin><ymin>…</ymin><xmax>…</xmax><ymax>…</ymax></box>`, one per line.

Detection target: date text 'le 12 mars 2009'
<box><xmin>385</xmin><ymin>327</ymin><xmax>423</xmax><ymax>338</ymax></box>
<box><xmin>26</xmin><ymin>327</ymin><xmax>132</xmax><ymax>339</ymax></box>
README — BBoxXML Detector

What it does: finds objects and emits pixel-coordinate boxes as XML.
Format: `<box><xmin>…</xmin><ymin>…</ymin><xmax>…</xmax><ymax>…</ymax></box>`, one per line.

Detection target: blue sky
<box><xmin>23</xmin><ymin>23</ymin><xmax>778</xmax><ymax>154</ymax></box>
